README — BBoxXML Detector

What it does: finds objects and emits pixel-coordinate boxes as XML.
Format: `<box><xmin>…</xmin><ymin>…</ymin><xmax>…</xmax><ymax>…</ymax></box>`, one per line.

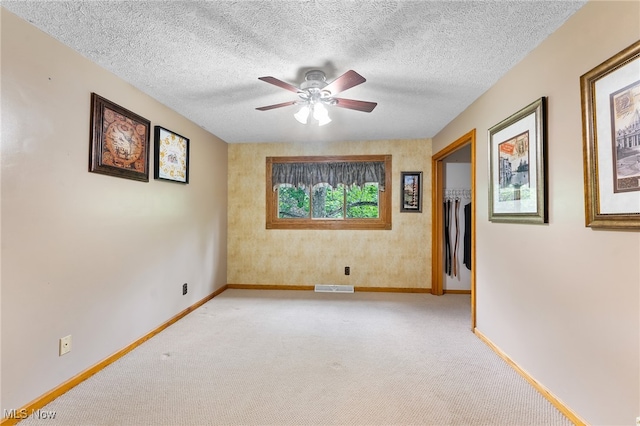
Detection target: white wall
<box><xmin>433</xmin><ymin>1</ymin><xmax>640</xmax><ymax>424</ymax></box>
<box><xmin>1</xmin><ymin>9</ymin><xmax>228</xmax><ymax>412</ymax></box>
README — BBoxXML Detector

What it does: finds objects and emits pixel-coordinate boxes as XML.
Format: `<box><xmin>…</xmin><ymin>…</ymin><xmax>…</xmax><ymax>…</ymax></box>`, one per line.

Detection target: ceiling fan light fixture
<box><xmin>294</xmin><ymin>105</ymin><xmax>310</xmax><ymax>124</ymax></box>
<box><xmin>313</xmin><ymin>103</ymin><xmax>331</xmax><ymax>126</ymax></box>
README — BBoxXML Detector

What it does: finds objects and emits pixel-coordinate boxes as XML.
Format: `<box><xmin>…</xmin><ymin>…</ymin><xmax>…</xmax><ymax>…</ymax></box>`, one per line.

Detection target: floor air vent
<box><xmin>314</xmin><ymin>285</ymin><xmax>354</xmax><ymax>293</ymax></box>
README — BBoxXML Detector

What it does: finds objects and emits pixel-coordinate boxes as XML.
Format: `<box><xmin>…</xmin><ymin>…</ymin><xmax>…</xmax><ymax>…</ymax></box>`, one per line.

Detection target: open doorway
<box><xmin>431</xmin><ymin>129</ymin><xmax>476</xmax><ymax>329</ymax></box>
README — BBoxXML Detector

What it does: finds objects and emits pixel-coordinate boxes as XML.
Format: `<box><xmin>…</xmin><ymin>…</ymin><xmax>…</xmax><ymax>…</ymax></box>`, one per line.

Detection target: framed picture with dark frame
<box><xmin>400</xmin><ymin>171</ymin><xmax>422</xmax><ymax>212</ymax></box>
<box><xmin>154</xmin><ymin>126</ymin><xmax>190</xmax><ymax>183</ymax></box>
<box><xmin>89</xmin><ymin>93</ymin><xmax>150</xmax><ymax>182</ymax></box>
<box><xmin>580</xmin><ymin>40</ymin><xmax>640</xmax><ymax>230</ymax></box>
<box><xmin>488</xmin><ymin>97</ymin><xmax>548</xmax><ymax>224</ymax></box>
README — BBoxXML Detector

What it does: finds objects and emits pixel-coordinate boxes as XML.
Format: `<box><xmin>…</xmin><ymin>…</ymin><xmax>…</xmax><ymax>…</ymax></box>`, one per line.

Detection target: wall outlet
<box><xmin>182</xmin><ymin>283</ymin><xmax>188</xmax><ymax>295</ymax></box>
<box><xmin>345</xmin><ymin>266</ymin><xmax>350</xmax><ymax>275</ymax></box>
<box><xmin>59</xmin><ymin>335</ymin><xmax>71</xmax><ymax>356</ymax></box>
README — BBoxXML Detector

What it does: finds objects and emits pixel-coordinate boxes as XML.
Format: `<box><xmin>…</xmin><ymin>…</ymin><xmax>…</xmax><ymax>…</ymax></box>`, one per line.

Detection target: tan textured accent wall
<box><xmin>228</xmin><ymin>140</ymin><xmax>431</xmax><ymax>288</ymax></box>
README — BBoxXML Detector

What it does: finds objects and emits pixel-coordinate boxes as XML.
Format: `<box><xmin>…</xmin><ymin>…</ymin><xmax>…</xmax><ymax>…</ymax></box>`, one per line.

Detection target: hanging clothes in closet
<box><xmin>444</xmin><ymin>189</ymin><xmax>471</xmax><ymax>277</ymax></box>
<box><xmin>463</xmin><ymin>202</ymin><xmax>472</xmax><ymax>270</ymax></box>
<box><xmin>443</xmin><ymin>200</ymin><xmax>452</xmax><ymax>276</ymax></box>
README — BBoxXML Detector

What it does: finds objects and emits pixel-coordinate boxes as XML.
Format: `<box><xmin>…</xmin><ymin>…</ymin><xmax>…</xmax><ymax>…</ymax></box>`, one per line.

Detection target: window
<box><xmin>266</xmin><ymin>155</ymin><xmax>392</xmax><ymax>230</ymax></box>
<box><xmin>278</xmin><ymin>183</ymin><xmax>380</xmax><ymax>219</ymax></box>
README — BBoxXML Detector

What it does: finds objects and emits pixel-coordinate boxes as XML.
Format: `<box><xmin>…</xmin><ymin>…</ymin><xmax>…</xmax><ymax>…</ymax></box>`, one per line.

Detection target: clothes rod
<box><xmin>444</xmin><ymin>189</ymin><xmax>471</xmax><ymax>200</ymax></box>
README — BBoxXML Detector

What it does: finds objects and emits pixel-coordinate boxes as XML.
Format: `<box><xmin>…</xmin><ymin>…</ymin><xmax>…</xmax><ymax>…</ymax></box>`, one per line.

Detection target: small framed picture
<box><xmin>580</xmin><ymin>40</ymin><xmax>640</xmax><ymax>229</ymax></box>
<box><xmin>89</xmin><ymin>93</ymin><xmax>150</xmax><ymax>182</ymax></box>
<box><xmin>400</xmin><ymin>171</ymin><xmax>422</xmax><ymax>212</ymax></box>
<box><xmin>488</xmin><ymin>97</ymin><xmax>548</xmax><ymax>224</ymax></box>
<box><xmin>154</xmin><ymin>126</ymin><xmax>190</xmax><ymax>183</ymax></box>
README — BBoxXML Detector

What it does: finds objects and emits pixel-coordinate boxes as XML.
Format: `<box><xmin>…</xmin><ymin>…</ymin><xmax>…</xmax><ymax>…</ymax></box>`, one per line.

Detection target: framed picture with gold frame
<box><xmin>488</xmin><ymin>97</ymin><xmax>548</xmax><ymax>224</ymax></box>
<box><xmin>89</xmin><ymin>93</ymin><xmax>150</xmax><ymax>182</ymax></box>
<box><xmin>154</xmin><ymin>126</ymin><xmax>190</xmax><ymax>183</ymax></box>
<box><xmin>580</xmin><ymin>40</ymin><xmax>640</xmax><ymax>229</ymax></box>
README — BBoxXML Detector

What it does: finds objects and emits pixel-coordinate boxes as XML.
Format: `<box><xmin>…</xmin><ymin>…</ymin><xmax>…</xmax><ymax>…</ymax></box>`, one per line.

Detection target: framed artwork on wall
<box><xmin>580</xmin><ymin>40</ymin><xmax>640</xmax><ymax>230</ymax></box>
<box><xmin>400</xmin><ymin>171</ymin><xmax>422</xmax><ymax>212</ymax></box>
<box><xmin>89</xmin><ymin>93</ymin><xmax>150</xmax><ymax>182</ymax></box>
<box><xmin>154</xmin><ymin>126</ymin><xmax>190</xmax><ymax>183</ymax></box>
<box><xmin>488</xmin><ymin>97</ymin><xmax>548</xmax><ymax>224</ymax></box>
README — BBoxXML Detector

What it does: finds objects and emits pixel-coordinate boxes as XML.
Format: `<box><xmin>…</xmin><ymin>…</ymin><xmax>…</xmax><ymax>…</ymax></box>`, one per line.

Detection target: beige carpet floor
<box><xmin>19</xmin><ymin>289</ymin><xmax>572</xmax><ymax>425</ymax></box>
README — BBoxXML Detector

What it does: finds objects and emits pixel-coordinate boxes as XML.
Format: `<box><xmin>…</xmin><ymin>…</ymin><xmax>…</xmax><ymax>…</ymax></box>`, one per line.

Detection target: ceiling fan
<box><xmin>256</xmin><ymin>70</ymin><xmax>377</xmax><ymax>125</ymax></box>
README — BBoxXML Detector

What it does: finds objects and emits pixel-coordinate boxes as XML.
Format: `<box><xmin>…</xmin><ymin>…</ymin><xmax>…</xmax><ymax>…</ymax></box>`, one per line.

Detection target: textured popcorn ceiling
<box><xmin>3</xmin><ymin>1</ymin><xmax>587</xmax><ymax>144</ymax></box>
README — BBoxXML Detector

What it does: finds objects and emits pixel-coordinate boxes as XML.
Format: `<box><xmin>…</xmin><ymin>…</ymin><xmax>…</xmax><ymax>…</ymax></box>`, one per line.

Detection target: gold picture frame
<box><xmin>488</xmin><ymin>97</ymin><xmax>548</xmax><ymax>224</ymax></box>
<box><xmin>580</xmin><ymin>40</ymin><xmax>640</xmax><ymax>229</ymax></box>
<box><xmin>89</xmin><ymin>93</ymin><xmax>150</xmax><ymax>182</ymax></box>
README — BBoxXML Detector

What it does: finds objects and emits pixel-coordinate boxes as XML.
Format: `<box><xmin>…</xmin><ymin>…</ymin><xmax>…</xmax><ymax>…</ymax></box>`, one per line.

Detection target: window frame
<box><xmin>266</xmin><ymin>155</ymin><xmax>392</xmax><ymax>230</ymax></box>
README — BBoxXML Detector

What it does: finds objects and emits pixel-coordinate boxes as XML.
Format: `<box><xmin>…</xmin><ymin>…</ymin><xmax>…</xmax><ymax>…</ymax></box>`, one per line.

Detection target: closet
<box><xmin>442</xmin><ymin>151</ymin><xmax>472</xmax><ymax>292</ymax></box>
<box><xmin>432</xmin><ymin>130</ymin><xmax>475</xmax><ymax>325</ymax></box>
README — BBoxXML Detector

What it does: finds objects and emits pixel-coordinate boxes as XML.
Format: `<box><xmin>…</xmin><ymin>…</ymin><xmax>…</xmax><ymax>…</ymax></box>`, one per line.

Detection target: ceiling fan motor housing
<box><xmin>300</xmin><ymin>70</ymin><xmax>328</xmax><ymax>90</ymax></box>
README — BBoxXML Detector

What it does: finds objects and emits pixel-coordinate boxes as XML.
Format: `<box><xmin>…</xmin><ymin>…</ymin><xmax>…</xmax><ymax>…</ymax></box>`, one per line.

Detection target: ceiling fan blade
<box><xmin>255</xmin><ymin>100</ymin><xmax>298</xmax><ymax>111</ymax></box>
<box><xmin>258</xmin><ymin>76</ymin><xmax>300</xmax><ymax>93</ymax></box>
<box><xmin>323</xmin><ymin>70</ymin><xmax>366</xmax><ymax>95</ymax></box>
<box><xmin>333</xmin><ymin>98</ymin><xmax>377</xmax><ymax>113</ymax></box>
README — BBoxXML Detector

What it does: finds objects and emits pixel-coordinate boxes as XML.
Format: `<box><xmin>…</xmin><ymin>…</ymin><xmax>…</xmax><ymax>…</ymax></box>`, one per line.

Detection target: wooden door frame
<box><xmin>431</xmin><ymin>129</ymin><xmax>476</xmax><ymax>329</ymax></box>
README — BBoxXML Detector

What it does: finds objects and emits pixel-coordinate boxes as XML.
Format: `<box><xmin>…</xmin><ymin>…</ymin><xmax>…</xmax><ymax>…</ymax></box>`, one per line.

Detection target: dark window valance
<box><xmin>272</xmin><ymin>161</ymin><xmax>386</xmax><ymax>191</ymax></box>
